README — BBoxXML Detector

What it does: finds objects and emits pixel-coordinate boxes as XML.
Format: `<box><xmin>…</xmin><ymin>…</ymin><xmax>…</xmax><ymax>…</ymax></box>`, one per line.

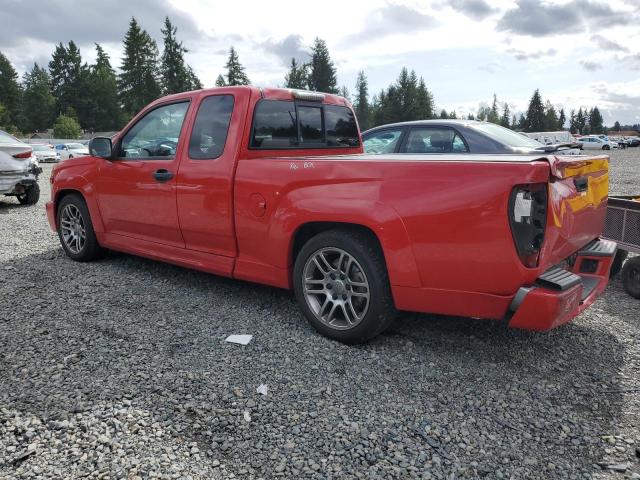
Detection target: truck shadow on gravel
<box><xmin>0</xmin><ymin>249</ymin><xmax>630</xmax><ymax>478</ymax></box>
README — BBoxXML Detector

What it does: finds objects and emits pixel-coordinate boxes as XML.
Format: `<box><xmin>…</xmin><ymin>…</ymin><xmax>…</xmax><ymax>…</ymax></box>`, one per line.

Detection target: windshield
<box><xmin>0</xmin><ymin>130</ymin><xmax>20</xmax><ymax>144</ymax></box>
<box><xmin>471</xmin><ymin>123</ymin><xmax>544</xmax><ymax>149</ymax></box>
<box><xmin>67</xmin><ymin>143</ymin><xmax>85</xmax><ymax>149</ymax></box>
<box><xmin>32</xmin><ymin>144</ymin><xmax>50</xmax><ymax>151</ymax></box>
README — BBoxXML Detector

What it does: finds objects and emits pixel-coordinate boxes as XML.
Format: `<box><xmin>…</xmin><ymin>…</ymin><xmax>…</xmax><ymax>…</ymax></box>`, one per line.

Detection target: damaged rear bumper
<box><xmin>507</xmin><ymin>238</ymin><xmax>617</xmax><ymax>331</ymax></box>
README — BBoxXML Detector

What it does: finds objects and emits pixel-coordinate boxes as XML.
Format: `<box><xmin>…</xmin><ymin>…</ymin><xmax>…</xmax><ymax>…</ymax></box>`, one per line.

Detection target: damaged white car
<box><xmin>0</xmin><ymin>130</ymin><xmax>42</xmax><ymax>205</ymax></box>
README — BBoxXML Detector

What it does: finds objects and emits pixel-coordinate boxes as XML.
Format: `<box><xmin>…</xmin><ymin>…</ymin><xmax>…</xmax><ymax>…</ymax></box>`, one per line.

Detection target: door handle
<box><xmin>153</xmin><ymin>169</ymin><xmax>174</xmax><ymax>183</ymax></box>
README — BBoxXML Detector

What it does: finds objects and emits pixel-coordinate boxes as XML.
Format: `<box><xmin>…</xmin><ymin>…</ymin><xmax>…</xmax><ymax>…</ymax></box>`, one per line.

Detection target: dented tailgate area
<box><xmin>507</xmin><ymin>154</ymin><xmax>615</xmax><ymax>331</ymax></box>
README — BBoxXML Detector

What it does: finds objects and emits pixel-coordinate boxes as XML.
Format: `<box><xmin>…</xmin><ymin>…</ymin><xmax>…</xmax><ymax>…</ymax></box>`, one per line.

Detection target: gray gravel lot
<box><xmin>1</xmin><ymin>149</ymin><xmax>639</xmax><ymax>479</ymax></box>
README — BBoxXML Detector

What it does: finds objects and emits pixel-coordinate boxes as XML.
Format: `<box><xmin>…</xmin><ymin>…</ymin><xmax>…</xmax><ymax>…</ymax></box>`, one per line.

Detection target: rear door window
<box><xmin>188</xmin><ymin>95</ymin><xmax>234</xmax><ymax>159</ymax></box>
<box><xmin>403</xmin><ymin>128</ymin><xmax>469</xmax><ymax>153</ymax></box>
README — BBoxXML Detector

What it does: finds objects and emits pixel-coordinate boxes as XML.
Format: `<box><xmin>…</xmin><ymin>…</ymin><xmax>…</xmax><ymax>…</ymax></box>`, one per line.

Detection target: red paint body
<box><xmin>46</xmin><ymin>86</ymin><xmax>613</xmax><ymax>331</ymax></box>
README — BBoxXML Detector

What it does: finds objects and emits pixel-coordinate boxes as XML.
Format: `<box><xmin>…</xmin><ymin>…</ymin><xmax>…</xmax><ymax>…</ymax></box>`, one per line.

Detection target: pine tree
<box><xmin>85</xmin><ymin>44</ymin><xmax>123</xmax><ymax>131</ymax></box>
<box><xmin>467</xmin><ymin>113</ymin><xmax>475</xmax><ymax>121</ymax></box>
<box><xmin>576</xmin><ymin>108</ymin><xmax>586</xmax><ymax>134</ymax></box>
<box><xmin>21</xmin><ymin>63</ymin><xmax>55</xmax><ymax>133</ymax></box>
<box><xmin>353</xmin><ymin>71</ymin><xmax>371</xmax><ymax>131</ymax></box>
<box><xmin>487</xmin><ymin>94</ymin><xmax>500</xmax><ymax>124</ymax></box>
<box><xmin>186</xmin><ymin>66</ymin><xmax>202</xmax><ymax>90</ymax></box>
<box><xmin>558</xmin><ymin>108</ymin><xmax>566</xmax><ymax>130</ymax></box>
<box><xmin>439</xmin><ymin>109</ymin><xmax>449</xmax><ymax>119</ymax></box>
<box><xmin>449</xmin><ymin>111</ymin><xmax>458</xmax><ymax>119</ymax></box>
<box><xmin>544</xmin><ymin>100</ymin><xmax>558</xmax><ymax>131</ymax></box>
<box><xmin>0</xmin><ymin>52</ymin><xmax>21</xmax><ymax>130</ymax></box>
<box><xmin>569</xmin><ymin>109</ymin><xmax>577</xmax><ymax>133</ymax></box>
<box><xmin>613</xmin><ymin>121</ymin><xmax>621</xmax><ymax>131</ymax></box>
<box><xmin>118</xmin><ymin>17</ymin><xmax>161</xmax><ymax>118</ymax></box>
<box><xmin>160</xmin><ymin>17</ymin><xmax>200</xmax><ymax>94</ymax></box>
<box><xmin>589</xmin><ymin>106</ymin><xmax>604</xmax><ymax>134</ymax></box>
<box><xmin>284</xmin><ymin>58</ymin><xmax>308</xmax><ymax>89</ymax></box>
<box><xmin>523</xmin><ymin>89</ymin><xmax>545</xmax><ymax>132</ymax></box>
<box><xmin>223</xmin><ymin>47</ymin><xmax>250</xmax><ymax>86</ymax></box>
<box><xmin>339</xmin><ymin>86</ymin><xmax>350</xmax><ymax>102</ymax></box>
<box><xmin>517</xmin><ymin>113</ymin><xmax>526</xmax><ymax>130</ymax></box>
<box><xmin>511</xmin><ymin>114</ymin><xmax>518</xmax><ymax>129</ymax></box>
<box><xmin>415</xmin><ymin>77</ymin><xmax>435</xmax><ymax>120</ymax></box>
<box><xmin>48</xmin><ymin>41</ymin><xmax>89</xmax><ymax>122</ymax></box>
<box><xmin>477</xmin><ymin>105</ymin><xmax>490</xmax><ymax>121</ymax></box>
<box><xmin>215</xmin><ymin>74</ymin><xmax>226</xmax><ymax>87</ymax></box>
<box><xmin>307</xmin><ymin>38</ymin><xmax>337</xmax><ymax>94</ymax></box>
<box><xmin>499</xmin><ymin>102</ymin><xmax>511</xmax><ymax>128</ymax></box>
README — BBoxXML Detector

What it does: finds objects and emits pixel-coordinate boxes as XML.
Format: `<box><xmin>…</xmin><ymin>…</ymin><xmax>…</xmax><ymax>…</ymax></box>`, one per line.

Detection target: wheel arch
<box><xmin>289</xmin><ymin>216</ymin><xmax>421</xmax><ymax>289</ymax></box>
<box><xmin>54</xmin><ymin>187</ymin><xmax>105</xmax><ymax>233</ymax></box>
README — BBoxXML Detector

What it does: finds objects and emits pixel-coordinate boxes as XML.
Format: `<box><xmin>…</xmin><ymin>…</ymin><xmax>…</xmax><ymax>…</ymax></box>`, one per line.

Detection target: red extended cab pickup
<box><xmin>47</xmin><ymin>86</ymin><xmax>616</xmax><ymax>343</ymax></box>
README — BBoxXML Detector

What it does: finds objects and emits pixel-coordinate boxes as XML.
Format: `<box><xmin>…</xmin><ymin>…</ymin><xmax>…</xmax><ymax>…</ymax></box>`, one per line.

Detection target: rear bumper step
<box><xmin>508</xmin><ymin>238</ymin><xmax>617</xmax><ymax>331</ymax></box>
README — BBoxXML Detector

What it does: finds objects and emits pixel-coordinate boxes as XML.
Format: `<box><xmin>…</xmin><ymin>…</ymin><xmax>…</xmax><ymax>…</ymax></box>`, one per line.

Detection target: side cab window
<box><xmin>119</xmin><ymin>101</ymin><xmax>190</xmax><ymax>159</ymax></box>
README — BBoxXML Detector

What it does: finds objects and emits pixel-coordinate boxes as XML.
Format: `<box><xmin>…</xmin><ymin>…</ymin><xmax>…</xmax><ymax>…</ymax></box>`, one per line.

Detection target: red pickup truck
<box><xmin>47</xmin><ymin>86</ymin><xmax>615</xmax><ymax>343</ymax></box>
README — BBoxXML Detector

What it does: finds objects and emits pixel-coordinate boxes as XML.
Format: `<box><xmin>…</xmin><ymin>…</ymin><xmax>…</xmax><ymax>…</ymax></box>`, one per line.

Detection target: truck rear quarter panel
<box><xmin>233</xmin><ymin>156</ymin><xmax>552</xmax><ymax>318</ymax></box>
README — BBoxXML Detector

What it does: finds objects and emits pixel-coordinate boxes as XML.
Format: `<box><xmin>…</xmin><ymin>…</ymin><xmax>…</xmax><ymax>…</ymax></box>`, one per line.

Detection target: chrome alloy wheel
<box><xmin>302</xmin><ymin>247</ymin><xmax>370</xmax><ymax>330</ymax></box>
<box><xmin>60</xmin><ymin>204</ymin><xmax>86</xmax><ymax>254</ymax></box>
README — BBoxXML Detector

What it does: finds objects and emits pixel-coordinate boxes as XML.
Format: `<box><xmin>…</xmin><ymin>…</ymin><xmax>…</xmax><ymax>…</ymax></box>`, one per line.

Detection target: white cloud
<box><xmin>2</xmin><ymin>0</ymin><xmax>640</xmax><ymax>124</ymax></box>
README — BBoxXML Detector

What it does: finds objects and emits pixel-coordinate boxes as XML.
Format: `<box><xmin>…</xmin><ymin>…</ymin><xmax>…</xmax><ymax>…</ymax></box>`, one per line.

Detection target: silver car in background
<box><xmin>0</xmin><ymin>130</ymin><xmax>42</xmax><ymax>205</ymax></box>
<box><xmin>55</xmin><ymin>142</ymin><xmax>89</xmax><ymax>160</ymax></box>
<box><xmin>31</xmin><ymin>143</ymin><xmax>60</xmax><ymax>163</ymax></box>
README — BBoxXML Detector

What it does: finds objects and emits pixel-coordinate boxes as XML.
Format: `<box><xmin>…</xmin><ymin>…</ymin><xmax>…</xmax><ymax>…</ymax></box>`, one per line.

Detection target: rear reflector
<box><xmin>12</xmin><ymin>150</ymin><xmax>32</xmax><ymax>159</ymax></box>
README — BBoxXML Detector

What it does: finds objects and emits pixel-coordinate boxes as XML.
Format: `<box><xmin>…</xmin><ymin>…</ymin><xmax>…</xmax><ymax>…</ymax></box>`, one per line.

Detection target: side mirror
<box><xmin>89</xmin><ymin>137</ymin><xmax>113</xmax><ymax>159</ymax></box>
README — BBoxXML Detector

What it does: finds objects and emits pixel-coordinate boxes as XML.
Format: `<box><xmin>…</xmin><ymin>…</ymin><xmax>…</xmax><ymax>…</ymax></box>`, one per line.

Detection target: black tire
<box><xmin>293</xmin><ymin>229</ymin><xmax>396</xmax><ymax>344</ymax></box>
<box><xmin>603</xmin><ymin>145</ymin><xmax>610</xmax><ymax>150</ymax></box>
<box><xmin>610</xmin><ymin>250</ymin><xmax>628</xmax><ymax>278</ymax></box>
<box><xmin>56</xmin><ymin>193</ymin><xmax>107</xmax><ymax>262</ymax></box>
<box><xmin>17</xmin><ymin>183</ymin><xmax>40</xmax><ymax>205</ymax></box>
<box><xmin>621</xmin><ymin>257</ymin><xmax>640</xmax><ymax>299</ymax></box>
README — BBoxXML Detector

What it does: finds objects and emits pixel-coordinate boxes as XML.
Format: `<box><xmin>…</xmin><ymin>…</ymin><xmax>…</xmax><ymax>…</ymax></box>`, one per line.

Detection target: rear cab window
<box><xmin>250</xmin><ymin>100</ymin><xmax>359</xmax><ymax>149</ymax></box>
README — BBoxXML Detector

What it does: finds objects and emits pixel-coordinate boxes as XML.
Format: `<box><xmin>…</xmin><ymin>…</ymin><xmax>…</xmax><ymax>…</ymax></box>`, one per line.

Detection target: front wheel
<box><xmin>621</xmin><ymin>257</ymin><xmax>640</xmax><ymax>299</ymax></box>
<box><xmin>17</xmin><ymin>183</ymin><xmax>40</xmax><ymax>205</ymax></box>
<box><xmin>56</xmin><ymin>194</ymin><xmax>107</xmax><ymax>261</ymax></box>
<box><xmin>603</xmin><ymin>145</ymin><xmax>610</xmax><ymax>150</ymax></box>
<box><xmin>293</xmin><ymin>229</ymin><xmax>396</xmax><ymax>344</ymax></box>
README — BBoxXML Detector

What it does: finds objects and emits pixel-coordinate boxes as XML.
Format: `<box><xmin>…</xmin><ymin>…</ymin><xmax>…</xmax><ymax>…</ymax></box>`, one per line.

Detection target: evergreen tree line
<box><xmin>0</xmin><ymin>25</ymin><xmax>621</xmax><ymax>137</ymax></box>
<box><xmin>0</xmin><ymin>16</ymin><xmax>202</xmax><ymax>137</ymax></box>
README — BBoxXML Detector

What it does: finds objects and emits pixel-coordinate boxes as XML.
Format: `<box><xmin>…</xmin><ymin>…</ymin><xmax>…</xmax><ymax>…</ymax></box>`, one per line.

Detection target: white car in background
<box><xmin>575</xmin><ymin>135</ymin><xmax>615</xmax><ymax>150</ymax></box>
<box><xmin>31</xmin><ymin>143</ymin><xmax>60</xmax><ymax>162</ymax></box>
<box><xmin>0</xmin><ymin>130</ymin><xmax>42</xmax><ymax>205</ymax></box>
<box><xmin>55</xmin><ymin>142</ymin><xmax>89</xmax><ymax>160</ymax></box>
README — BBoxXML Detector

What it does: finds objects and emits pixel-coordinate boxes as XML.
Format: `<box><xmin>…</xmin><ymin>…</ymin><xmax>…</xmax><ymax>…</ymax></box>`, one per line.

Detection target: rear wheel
<box><xmin>621</xmin><ymin>257</ymin><xmax>640</xmax><ymax>299</ymax></box>
<box><xmin>17</xmin><ymin>183</ymin><xmax>40</xmax><ymax>205</ymax></box>
<box><xmin>603</xmin><ymin>145</ymin><xmax>610</xmax><ymax>150</ymax></box>
<box><xmin>293</xmin><ymin>229</ymin><xmax>396</xmax><ymax>344</ymax></box>
<box><xmin>56</xmin><ymin>194</ymin><xmax>107</xmax><ymax>261</ymax></box>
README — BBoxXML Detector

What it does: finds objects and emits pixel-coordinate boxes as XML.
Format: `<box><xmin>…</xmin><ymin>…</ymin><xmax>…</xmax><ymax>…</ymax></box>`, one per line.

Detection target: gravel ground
<box><xmin>1</xmin><ymin>149</ymin><xmax>639</xmax><ymax>479</ymax></box>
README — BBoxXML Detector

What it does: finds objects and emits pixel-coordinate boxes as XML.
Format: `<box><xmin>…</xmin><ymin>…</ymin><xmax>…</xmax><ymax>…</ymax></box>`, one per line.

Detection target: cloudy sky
<box><xmin>2</xmin><ymin>0</ymin><xmax>640</xmax><ymax>125</ymax></box>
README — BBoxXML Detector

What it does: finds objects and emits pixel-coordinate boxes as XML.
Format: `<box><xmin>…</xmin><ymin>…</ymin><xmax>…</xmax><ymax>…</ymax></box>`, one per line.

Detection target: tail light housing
<box><xmin>508</xmin><ymin>184</ymin><xmax>548</xmax><ymax>268</ymax></box>
<box><xmin>13</xmin><ymin>150</ymin><xmax>33</xmax><ymax>159</ymax></box>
